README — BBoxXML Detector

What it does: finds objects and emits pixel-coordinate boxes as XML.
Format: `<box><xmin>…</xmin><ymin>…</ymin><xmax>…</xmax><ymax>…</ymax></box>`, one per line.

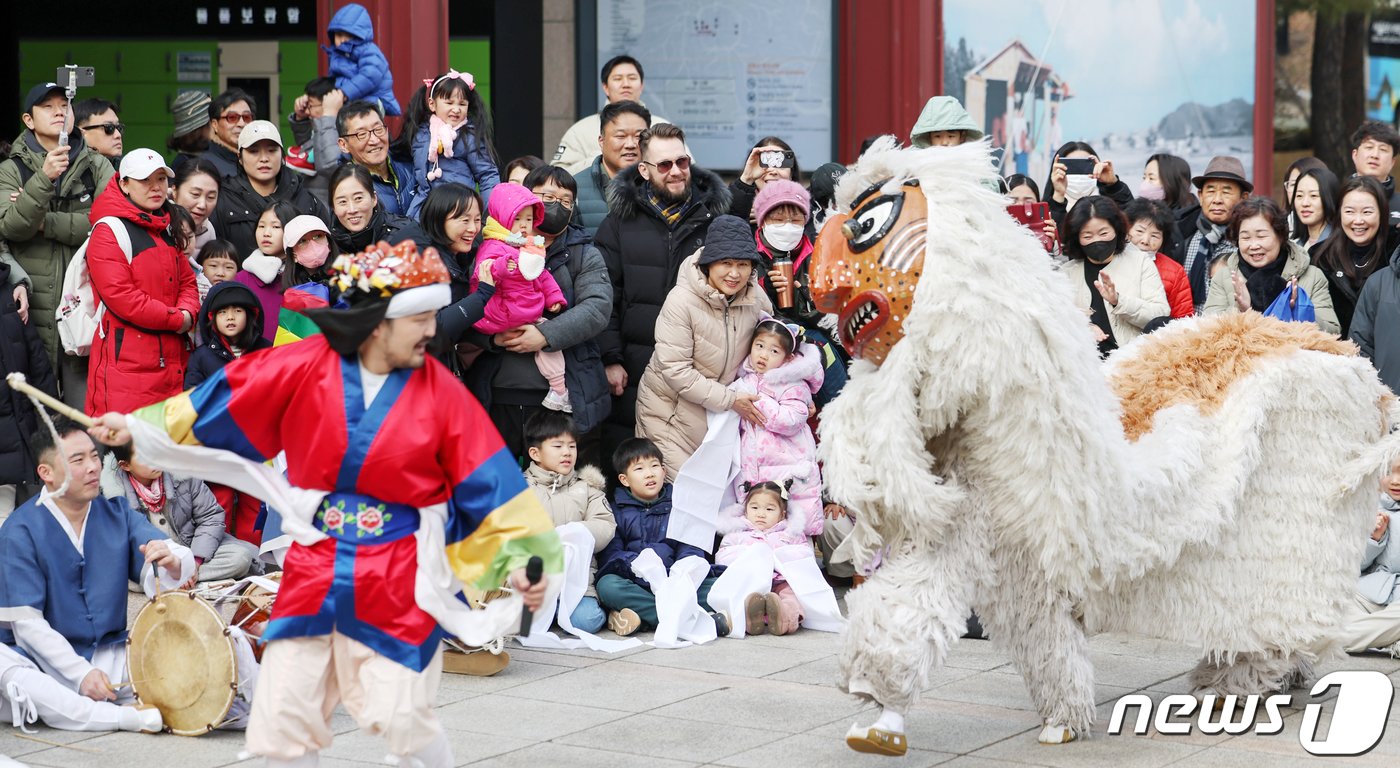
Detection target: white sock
<box><xmin>116</xmin><ymin>705</ymin><xmax>162</xmax><ymax>733</ymax></box>
<box><xmin>872</xmin><ymin>708</ymin><xmax>905</xmax><ymax>733</ymax></box>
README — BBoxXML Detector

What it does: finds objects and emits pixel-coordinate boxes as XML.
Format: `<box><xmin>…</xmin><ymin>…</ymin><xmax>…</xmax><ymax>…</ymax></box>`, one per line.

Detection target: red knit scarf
<box><xmin>127</xmin><ymin>473</ymin><xmax>165</xmax><ymax>514</ymax></box>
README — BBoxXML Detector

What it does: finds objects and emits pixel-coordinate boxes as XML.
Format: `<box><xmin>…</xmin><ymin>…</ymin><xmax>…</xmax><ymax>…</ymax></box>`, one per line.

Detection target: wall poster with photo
<box><xmin>943</xmin><ymin>0</ymin><xmax>1261</xmax><ymax>195</ymax></box>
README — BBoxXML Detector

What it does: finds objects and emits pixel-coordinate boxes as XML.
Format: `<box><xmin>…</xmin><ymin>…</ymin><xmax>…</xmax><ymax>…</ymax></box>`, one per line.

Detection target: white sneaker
<box><xmin>542</xmin><ymin>390</ymin><xmax>573</xmax><ymax>413</ymax></box>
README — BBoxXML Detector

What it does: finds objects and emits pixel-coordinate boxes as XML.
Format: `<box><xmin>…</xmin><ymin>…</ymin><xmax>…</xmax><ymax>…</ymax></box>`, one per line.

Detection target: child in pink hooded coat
<box><xmin>469</xmin><ymin>182</ymin><xmax>572</xmax><ymax>412</ymax></box>
<box><xmin>715</xmin><ymin>481</ymin><xmax>805</xmax><ymax>635</ymax></box>
<box><xmin>727</xmin><ymin>318</ymin><xmax>825</xmax><ymax>536</ymax></box>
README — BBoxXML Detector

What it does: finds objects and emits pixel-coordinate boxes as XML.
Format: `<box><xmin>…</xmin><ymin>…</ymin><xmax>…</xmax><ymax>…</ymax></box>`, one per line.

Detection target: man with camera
<box><xmin>0</xmin><ymin>82</ymin><xmax>115</xmax><ymax>409</ymax></box>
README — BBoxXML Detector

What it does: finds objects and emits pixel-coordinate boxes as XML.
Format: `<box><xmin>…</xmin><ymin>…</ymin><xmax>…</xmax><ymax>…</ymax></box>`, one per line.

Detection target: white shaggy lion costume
<box><xmin>810</xmin><ymin>138</ymin><xmax>1400</xmax><ymax>753</ymax></box>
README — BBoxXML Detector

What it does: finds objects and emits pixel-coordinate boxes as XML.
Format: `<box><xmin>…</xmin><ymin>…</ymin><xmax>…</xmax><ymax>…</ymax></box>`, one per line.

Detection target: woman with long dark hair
<box><xmin>1291</xmin><ymin>166</ymin><xmax>1340</xmax><ymax>254</ymax></box>
<box><xmin>1043</xmin><ymin>141</ymin><xmax>1133</xmax><ymax>228</ymax></box>
<box><xmin>1312</xmin><ymin>176</ymin><xmax>1393</xmax><ymax>336</ymax></box>
<box><xmin>729</xmin><ymin>135</ymin><xmax>801</xmax><ymax>227</ymax></box>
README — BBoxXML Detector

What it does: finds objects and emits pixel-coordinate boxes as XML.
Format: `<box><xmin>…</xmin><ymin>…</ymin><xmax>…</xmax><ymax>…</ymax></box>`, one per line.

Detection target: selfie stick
<box><xmin>518</xmin><ymin>556</ymin><xmax>544</xmax><ymax>636</ymax></box>
<box><xmin>57</xmin><ymin>65</ymin><xmax>82</xmax><ymax>148</ymax></box>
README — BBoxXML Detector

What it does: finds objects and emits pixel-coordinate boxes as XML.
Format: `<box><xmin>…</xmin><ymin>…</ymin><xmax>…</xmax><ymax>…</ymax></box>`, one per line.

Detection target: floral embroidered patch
<box><xmin>317</xmin><ymin>501</ymin><xmax>394</xmax><ymax>537</ymax></box>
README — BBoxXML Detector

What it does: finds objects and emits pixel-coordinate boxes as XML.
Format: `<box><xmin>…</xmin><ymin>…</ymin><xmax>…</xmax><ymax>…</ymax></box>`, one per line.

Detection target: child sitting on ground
<box><xmin>522</xmin><ymin>411</ymin><xmax>615</xmax><ymax>633</ymax></box>
<box><xmin>595</xmin><ymin>438</ymin><xmax>729</xmax><ymax>637</ymax></box>
<box><xmin>102</xmin><ymin>442</ymin><xmax>259</xmax><ymax>583</ymax></box>
<box><xmin>729</xmin><ymin>318</ymin><xmax>825</xmax><ymax>537</ymax></box>
<box><xmin>717</xmin><ymin>481</ymin><xmax>806</xmax><ymax>636</ymax></box>
<box><xmin>469</xmin><ymin>182</ymin><xmax>572</xmax><ymax>412</ymax></box>
<box><xmin>1339</xmin><ymin>455</ymin><xmax>1400</xmax><ymax>654</ymax></box>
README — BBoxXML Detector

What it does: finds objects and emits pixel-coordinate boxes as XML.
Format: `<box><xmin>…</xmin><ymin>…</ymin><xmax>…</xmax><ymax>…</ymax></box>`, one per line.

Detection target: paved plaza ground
<box><xmin>3</xmin><ymin>592</ymin><xmax>1399</xmax><ymax>767</ymax></box>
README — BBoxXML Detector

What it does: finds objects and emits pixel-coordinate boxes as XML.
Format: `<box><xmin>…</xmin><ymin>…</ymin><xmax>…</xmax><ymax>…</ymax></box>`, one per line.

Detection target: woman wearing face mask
<box><xmin>280</xmin><ymin>215</ymin><xmax>337</xmax><ymax>290</ymax></box>
<box><xmin>1059</xmin><ymin>196</ymin><xmax>1170</xmax><ymax>357</ymax></box>
<box><xmin>1044</xmin><ymin>141</ymin><xmax>1133</xmax><ymax>230</ymax></box>
<box><xmin>452</xmin><ymin>166</ymin><xmax>614</xmax><ymax>466</ymax></box>
<box><xmin>1141</xmin><ymin>153</ymin><xmax>1196</xmax><ymax>263</ymax></box>
<box><xmin>752</xmin><ymin>180</ymin><xmax>848</xmax><ymax>406</ymax></box>
<box><xmin>1312</xmin><ymin>176</ymin><xmax>1393</xmax><ymax>337</ymax></box>
<box><xmin>1291</xmin><ymin>166</ymin><xmax>1340</xmax><ymax>255</ymax></box>
<box><xmin>327</xmin><ymin>163</ymin><xmax>430</xmax><ymax>256</ymax></box>
<box><xmin>1205</xmin><ymin>196</ymin><xmax>1339</xmax><ymax>334</ymax></box>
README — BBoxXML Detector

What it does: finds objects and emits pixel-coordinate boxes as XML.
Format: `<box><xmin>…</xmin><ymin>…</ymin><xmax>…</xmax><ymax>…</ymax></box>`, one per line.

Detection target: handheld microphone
<box><xmin>518</xmin><ymin>556</ymin><xmax>544</xmax><ymax>636</ymax></box>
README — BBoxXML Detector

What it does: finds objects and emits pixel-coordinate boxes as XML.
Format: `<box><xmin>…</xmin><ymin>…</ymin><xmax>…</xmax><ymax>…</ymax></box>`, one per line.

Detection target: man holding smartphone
<box><xmin>0</xmin><ymin>82</ymin><xmax>115</xmax><ymax>410</ymax></box>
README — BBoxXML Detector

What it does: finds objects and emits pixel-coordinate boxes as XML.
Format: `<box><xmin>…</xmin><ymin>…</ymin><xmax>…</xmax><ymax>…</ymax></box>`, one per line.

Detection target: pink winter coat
<box><xmin>469</xmin><ymin>182</ymin><xmax>566</xmax><ymax>333</ymax></box>
<box><xmin>728</xmin><ymin>342</ymin><xmax>825</xmax><ymax>536</ymax></box>
<box><xmin>715</xmin><ymin>515</ymin><xmax>804</xmax><ymax>567</ymax></box>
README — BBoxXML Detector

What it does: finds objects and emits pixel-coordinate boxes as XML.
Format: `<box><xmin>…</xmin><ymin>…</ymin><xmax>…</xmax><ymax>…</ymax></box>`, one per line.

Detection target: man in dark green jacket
<box><xmin>0</xmin><ymin>83</ymin><xmax>115</xmax><ymax>408</ymax></box>
<box><xmin>572</xmin><ymin>100</ymin><xmax>650</xmax><ymax>241</ymax></box>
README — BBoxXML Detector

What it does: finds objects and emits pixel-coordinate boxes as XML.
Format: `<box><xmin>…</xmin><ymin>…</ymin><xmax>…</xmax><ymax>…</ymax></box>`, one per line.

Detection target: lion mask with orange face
<box><xmin>809</xmin><ymin>137</ymin><xmax>1037</xmax><ymax>366</ymax></box>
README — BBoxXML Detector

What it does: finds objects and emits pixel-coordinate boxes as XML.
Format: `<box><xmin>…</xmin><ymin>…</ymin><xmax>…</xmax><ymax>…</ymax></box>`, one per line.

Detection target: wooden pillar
<box><xmin>837</xmin><ymin>0</ymin><xmax>943</xmax><ymax>163</ymax></box>
<box><xmin>1253</xmin><ymin>0</ymin><xmax>1276</xmax><ymax>194</ymax></box>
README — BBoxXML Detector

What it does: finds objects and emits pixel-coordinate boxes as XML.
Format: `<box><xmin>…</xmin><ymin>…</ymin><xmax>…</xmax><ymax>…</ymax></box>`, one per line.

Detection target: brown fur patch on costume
<box><xmin>1110</xmin><ymin>314</ymin><xmax>1357</xmax><ymax>441</ymax></box>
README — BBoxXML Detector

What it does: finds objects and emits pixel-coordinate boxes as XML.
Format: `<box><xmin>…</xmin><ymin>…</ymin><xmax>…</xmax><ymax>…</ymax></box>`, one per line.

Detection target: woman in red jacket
<box><xmin>1124</xmin><ymin>198</ymin><xmax>1194</xmax><ymax>320</ymax></box>
<box><xmin>85</xmin><ymin>149</ymin><xmax>202</xmax><ymax>415</ymax></box>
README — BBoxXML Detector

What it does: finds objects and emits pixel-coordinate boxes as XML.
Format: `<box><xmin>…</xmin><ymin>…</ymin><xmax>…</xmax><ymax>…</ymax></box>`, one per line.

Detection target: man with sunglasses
<box><xmin>74</xmin><ymin>99</ymin><xmax>123</xmax><ymax>162</ymax></box>
<box><xmin>200</xmin><ymin>88</ymin><xmax>258</xmax><ymax>178</ymax></box>
<box><xmin>594</xmin><ymin>122</ymin><xmax>731</xmax><ymax>462</ymax></box>
<box><xmin>0</xmin><ymin>82</ymin><xmax>114</xmax><ymax>410</ymax></box>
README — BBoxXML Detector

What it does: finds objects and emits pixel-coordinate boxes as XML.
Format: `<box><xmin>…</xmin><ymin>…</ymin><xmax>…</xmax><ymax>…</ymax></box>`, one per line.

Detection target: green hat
<box><xmin>910</xmin><ymin>96</ymin><xmax>983</xmax><ymax>147</ymax></box>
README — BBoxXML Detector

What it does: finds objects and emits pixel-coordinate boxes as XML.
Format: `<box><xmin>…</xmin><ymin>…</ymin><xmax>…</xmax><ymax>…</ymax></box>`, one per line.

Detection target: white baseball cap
<box><xmin>284</xmin><ymin>215</ymin><xmax>330</xmax><ymax>248</ymax></box>
<box><xmin>237</xmin><ymin>120</ymin><xmax>284</xmax><ymax>151</ymax></box>
<box><xmin>118</xmin><ymin>148</ymin><xmax>174</xmax><ymax>181</ymax></box>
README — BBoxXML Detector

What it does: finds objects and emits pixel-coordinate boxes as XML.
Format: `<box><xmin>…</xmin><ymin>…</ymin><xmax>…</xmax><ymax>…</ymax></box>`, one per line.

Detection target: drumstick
<box><xmin>5</xmin><ymin>372</ymin><xmax>96</xmax><ymax>428</ymax></box>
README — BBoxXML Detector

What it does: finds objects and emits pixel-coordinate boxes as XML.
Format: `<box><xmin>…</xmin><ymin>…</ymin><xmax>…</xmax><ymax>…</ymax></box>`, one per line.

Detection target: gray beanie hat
<box><xmin>171</xmin><ymin>91</ymin><xmax>212</xmax><ymax>138</ymax></box>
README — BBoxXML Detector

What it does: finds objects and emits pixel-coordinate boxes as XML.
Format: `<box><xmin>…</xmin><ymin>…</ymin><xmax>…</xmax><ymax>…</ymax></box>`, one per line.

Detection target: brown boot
<box><xmin>765</xmin><ymin>592</ymin><xmax>789</xmax><ymax>636</ymax></box>
<box><xmin>744</xmin><ymin>592</ymin><xmax>768</xmax><ymax>635</ymax></box>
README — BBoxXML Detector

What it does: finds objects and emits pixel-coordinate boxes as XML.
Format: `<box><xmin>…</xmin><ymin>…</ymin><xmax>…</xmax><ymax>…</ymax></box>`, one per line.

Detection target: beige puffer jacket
<box><xmin>636</xmin><ymin>248</ymin><xmax>773</xmax><ymax>479</ymax></box>
<box><xmin>525</xmin><ymin>464</ymin><xmax>614</xmax><ymax>597</ymax></box>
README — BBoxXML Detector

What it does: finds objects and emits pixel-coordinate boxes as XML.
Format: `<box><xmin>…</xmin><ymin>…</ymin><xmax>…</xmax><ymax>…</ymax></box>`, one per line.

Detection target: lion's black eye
<box><xmin>844</xmin><ymin>193</ymin><xmax>904</xmax><ymax>253</ymax></box>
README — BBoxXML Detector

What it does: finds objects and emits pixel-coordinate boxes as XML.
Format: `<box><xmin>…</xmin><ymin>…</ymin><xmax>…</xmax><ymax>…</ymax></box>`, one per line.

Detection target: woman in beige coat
<box><xmin>636</xmin><ymin>215</ymin><xmax>774</xmax><ymax>479</ymax></box>
<box><xmin>1059</xmin><ymin>196</ymin><xmax>1170</xmax><ymax>355</ymax></box>
<box><xmin>1204</xmin><ymin>196</ymin><xmax>1340</xmax><ymax>335</ymax></box>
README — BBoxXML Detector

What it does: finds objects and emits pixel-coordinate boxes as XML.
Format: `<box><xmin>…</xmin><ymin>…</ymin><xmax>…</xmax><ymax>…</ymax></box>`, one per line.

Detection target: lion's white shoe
<box><xmin>1037</xmin><ymin>721</ymin><xmax>1076</xmax><ymax>744</ymax></box>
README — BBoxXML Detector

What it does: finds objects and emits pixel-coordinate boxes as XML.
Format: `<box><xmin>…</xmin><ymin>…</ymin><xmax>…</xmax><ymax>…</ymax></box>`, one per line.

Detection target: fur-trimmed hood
<box><xmin>524</xmin><ymin>463</ymin><xmax>606</xmax><ymax>495</ymax></box>
<box><xmin>737</xmin><ymin>341</ymin><xmax>824</xmax><ymax>395</ymax></box>
<box><xmin>605</xmin><ymin>163</ymin><xmax>731</xmax><ymax>222</ymax></box>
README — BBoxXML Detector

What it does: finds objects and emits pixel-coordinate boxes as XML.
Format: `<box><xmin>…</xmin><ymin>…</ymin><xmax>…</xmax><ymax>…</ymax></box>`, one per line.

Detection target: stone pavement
<box><xmin>5</xmin><ymin>600</ymin><xmax>1400</xmax><ymax>767</ymax></box>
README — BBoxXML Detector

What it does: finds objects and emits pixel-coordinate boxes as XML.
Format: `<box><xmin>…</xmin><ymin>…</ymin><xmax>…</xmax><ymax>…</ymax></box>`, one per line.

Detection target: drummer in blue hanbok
<box><xmin>0</xmin><ymin>420</ymin><xmax>192</xmax><ymax>734</ymax></box>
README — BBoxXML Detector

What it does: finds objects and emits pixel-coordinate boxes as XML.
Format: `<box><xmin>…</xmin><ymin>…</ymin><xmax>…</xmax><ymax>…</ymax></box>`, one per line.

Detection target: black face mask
<box><xmin>1082</xmin><ymin>239</ymin><xmax>1116</xmax><ymax>264</ymax></box>
<box><xmin>537</xmin><ymin>201</ymin><xmax>573</xmax><ymax>236</ymax></box>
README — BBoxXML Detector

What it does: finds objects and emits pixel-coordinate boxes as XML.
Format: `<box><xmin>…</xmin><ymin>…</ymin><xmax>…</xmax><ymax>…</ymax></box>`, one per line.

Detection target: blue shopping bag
<box><xmin>1262</xmin><ymin>282</ymin><xmax>1316</xmax><ymax>324</ymax></box>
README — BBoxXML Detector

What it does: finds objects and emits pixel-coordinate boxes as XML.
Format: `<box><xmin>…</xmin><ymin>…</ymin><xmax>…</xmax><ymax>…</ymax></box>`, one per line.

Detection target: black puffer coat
<box><xmin>213</xmin><ymin>167</ymin><xmax>331</xmax><ymax>256</ymax></box>
<box><xmin>593</xmin><ymin>164</ymin><xmax>731</xmax><ymax>436</ymax></box>
<box><xmin>0</xmin><ymin>261</ymin><xmax>58</xmax><ymax>485</ymax></box>
<box><xmin>186</xmin><ymin>281</ymin><xmax>273</xmax><ymax>389</ymax></box>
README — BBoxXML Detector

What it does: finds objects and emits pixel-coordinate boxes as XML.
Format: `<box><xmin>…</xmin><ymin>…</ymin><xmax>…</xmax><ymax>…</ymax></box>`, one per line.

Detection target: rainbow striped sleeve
<box><xmin>443</xmin><ymin>446</ymin><xmax>562</xmax><ymax>591</ymax></box>
<box><xmin>130</xmin><ymin>342</ymin><xmax>320</xmax><ymax>462</ymax></box>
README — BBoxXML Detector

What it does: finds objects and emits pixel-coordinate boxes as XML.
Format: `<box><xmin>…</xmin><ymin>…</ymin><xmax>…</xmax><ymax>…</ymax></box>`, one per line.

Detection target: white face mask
<box><xmin>763</xmin><ymin>222</ymin><xmax>805</xmax><ymax>252</ymax></box>
<box><xmin>1065</xmin><ymin>174</ymin><xmax>1096</xmax><ymax>208</ymax></box>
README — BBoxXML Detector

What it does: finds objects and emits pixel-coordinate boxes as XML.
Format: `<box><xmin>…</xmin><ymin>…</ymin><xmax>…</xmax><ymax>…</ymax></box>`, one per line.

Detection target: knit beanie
<box><xmin>695</xmin><ymin>215</ymin><xmax>761</xmax><ymax>266</ymax></box>
<box><xmin>753</xmin><ymin>180</ymin><xmax>812</xmax><ymax>227</ymax></box>
<box><xmin>171</xmin><ymin>91</ymin><xmax>212</xmax><ymax>138</ymax></box>
<box><xmin>807</xmin><ymin>163</ymin><xmax>847</xmax><ymax>210</ymax></box>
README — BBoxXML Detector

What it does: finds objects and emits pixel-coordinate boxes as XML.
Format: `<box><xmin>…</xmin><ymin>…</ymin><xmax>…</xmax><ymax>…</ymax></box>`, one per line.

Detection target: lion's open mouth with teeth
<box><xmin>809</xmin><ymin>179</ymin><xmax>927</xmax><ymax>365</ymax></box>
